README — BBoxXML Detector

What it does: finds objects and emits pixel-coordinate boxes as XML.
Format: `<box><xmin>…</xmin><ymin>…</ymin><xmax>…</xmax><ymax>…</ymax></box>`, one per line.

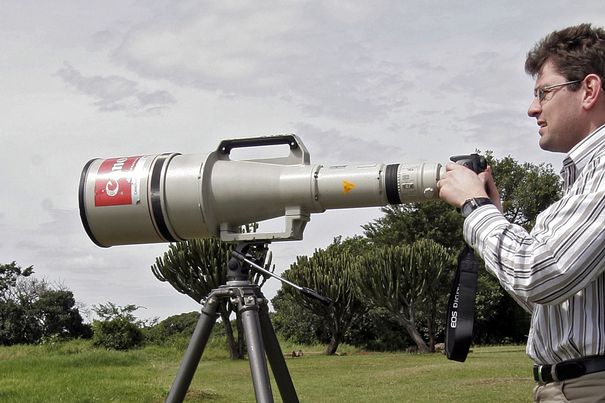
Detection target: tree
<box><xmin>32</xmin><ymin>289</ymin><xmax>91</xmax><ymax>341</ymax></box>
<box><xmin>278</xmin><ymin>237</ymin><xmax>365</xmax><ymax>355</ymax></box>
<box><xmin>343</xmin><ymin>306</ymin><xmax>412</xmax><ymax>351</ymax></box>
<box><xmin>0</xmin><ymin>263</ymin><xmax>89</xmax><ymax>345</ymax></box>
<box><xmin>473</xmin><ymin>271</ymin><xmax>531</xmax><ymax>344</ymax></box>
<box><xmin>0</xmin><ymin>301</ymin><xmax>28</xmax><ymax>345</ymax></box>
<box><xmin>363</xmin><ymin>201</ymin><xmax>464</xmax><ymax>250</ymax></box>
<box><xmin>151</xmin><ymin>238</ymin><xmax>273</xmax><ymax>359</ymax></box>
<box><xmin>0</xmin><ymin>261</ymin><xmax>34</xmax><ymax>302</ymax></box>
<box><xmin>273</xmin><ymin>282</ymin><xmax>414</xmax><ymax>352</ymax></box>
<box><xmin>271</xmin><ymin>289</ymin><xmax>328</xmax><ymax>345</ymax></box>
<box><xmin>485</xmin><ymin>152</ymin><xmax>562</xmax><ymax>229</ymax></box>
<box><xmin>356</xmin><ymin>239</ymin><xmax>453</xmax><ymax>352</ymax></box>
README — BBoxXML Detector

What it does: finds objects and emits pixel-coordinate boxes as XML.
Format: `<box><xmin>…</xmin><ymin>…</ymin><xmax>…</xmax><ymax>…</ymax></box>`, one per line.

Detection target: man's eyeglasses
<box><xmin>534</xmin><ymin>80</ymin><xmax>582</xmax><ymax>103</ymax></box>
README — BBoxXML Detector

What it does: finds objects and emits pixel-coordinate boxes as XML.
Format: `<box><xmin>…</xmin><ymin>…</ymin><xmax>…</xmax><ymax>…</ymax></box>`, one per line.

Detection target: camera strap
<box><xmin>445</xmin><ymin>244</ymin><xmax>480</xmax><ymax>362</ymax></box>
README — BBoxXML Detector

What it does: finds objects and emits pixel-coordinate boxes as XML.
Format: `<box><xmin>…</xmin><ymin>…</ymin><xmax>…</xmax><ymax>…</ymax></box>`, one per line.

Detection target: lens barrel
<box><xmin>79</xmin><ymin>136</ymin><xmax>443</xmax><ymax>246</ymax></box>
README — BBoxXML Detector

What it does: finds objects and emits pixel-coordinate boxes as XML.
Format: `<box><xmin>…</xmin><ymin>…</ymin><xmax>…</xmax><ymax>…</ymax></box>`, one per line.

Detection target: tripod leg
<box><xmin>165</xmin><ymin>295</ymin><xmax>220</xmax><ymax>403</ymax></box>
<box><xmin>258</xmin><ymin>303</ymin><xmax>299</xmax><ymax>403</ymax></box>
<box><xmin>240</xmin><ymin>297</ymin><xmax>274</xmax><ymax>403</ymax></box>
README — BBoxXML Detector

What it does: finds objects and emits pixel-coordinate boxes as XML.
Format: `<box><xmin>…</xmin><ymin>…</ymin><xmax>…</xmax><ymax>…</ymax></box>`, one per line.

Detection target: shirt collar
<box><xmin>559</xmin><ymin>124</ymin><xmax>605</xmax><ymax>190</ymax></box>
<box><xmin>565</xmin><ymin>123</ymin><xmax>605</xmax><ymax>173</ymax></box>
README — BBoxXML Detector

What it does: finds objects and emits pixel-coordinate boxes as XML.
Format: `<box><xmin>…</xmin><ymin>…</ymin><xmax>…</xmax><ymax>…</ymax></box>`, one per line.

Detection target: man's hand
<box><xmin>438</xmin><ymin>163</ymin><xmax>502</xmax><ymax>211</ymax></box>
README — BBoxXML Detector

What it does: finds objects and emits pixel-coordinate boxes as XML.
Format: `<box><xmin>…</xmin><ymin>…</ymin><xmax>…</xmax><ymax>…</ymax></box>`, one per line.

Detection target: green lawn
<box><xmin>0</xmin><ymin>341</ymin><xmax>534</xmax><ymax>402</ymax></box>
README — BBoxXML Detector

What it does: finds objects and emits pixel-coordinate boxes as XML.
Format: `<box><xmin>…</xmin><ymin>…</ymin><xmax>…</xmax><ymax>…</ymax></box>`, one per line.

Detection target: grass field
<box><xmin>0</xmin><ymin>340</ymin><xmax>534</xmax><ymax>402</ymax></box>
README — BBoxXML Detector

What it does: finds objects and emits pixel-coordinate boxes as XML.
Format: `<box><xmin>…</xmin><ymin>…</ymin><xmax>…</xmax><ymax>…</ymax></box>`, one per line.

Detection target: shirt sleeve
<box><xmin>463</xmin><ymin>157</ymin><xmax>605</xmax><ymax>307</ymax></box>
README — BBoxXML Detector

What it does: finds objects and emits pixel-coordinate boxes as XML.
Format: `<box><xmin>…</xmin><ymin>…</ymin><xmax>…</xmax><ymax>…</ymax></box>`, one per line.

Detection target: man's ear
<box><xmin>582</xmin><ymin>74</ymin><xmax>603</xmax><ymax>110</ymax></box>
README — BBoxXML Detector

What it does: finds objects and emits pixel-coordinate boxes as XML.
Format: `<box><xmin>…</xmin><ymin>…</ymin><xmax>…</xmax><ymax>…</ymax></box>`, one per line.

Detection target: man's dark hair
<box><xmin>525</xmin><ymin>23</ymin><xmax>605</xmax><ymax>87</ymax></box>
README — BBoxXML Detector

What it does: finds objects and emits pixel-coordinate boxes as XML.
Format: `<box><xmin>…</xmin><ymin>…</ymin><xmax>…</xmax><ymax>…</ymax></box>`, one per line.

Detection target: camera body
<box><xmin>450</xmin><ymin>154</ymin><xmax>487</xmax><ymax>174</ymax></box>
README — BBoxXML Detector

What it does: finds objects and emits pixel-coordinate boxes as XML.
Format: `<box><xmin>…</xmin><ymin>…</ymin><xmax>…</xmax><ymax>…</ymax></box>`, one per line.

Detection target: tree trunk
<box><xmin>394</xmin><ymin>313</ymin><xmax>430</xmax><ymax>353</ymax></box>
<box><xmin>427</xmin><ymin>313</ymin><xmax>435</xmax><ymax>353</ymax></box>
<box><xmin>324</xmin><ymin>334</ymin><xmax>340</xmax><ymax>355</ymax></box>
<box><xmin>403</xmin><ymin>322</ymin><xmax>429</xmax><ymax>353</ymax></box>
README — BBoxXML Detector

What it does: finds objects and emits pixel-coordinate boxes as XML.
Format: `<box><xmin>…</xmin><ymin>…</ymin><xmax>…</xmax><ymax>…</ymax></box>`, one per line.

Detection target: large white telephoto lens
<box><xmin>79</xmin><ymin>135</ymin><xmax>444</xmax><ymax>247</ymax></box>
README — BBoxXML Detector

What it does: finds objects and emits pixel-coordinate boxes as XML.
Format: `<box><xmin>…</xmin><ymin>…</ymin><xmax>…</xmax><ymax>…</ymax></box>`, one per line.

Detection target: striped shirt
<box><xmin>464</xmin><ymin>124</ymin><xmax>605</xmax><ymax>365</ymax></box>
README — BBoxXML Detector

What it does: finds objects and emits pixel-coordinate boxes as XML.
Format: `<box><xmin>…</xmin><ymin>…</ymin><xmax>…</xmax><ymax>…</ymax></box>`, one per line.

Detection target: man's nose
<box><xmin>528</xmin><ymin>97</ymin><xmax>541</xmax><ymax>118</ymax></box>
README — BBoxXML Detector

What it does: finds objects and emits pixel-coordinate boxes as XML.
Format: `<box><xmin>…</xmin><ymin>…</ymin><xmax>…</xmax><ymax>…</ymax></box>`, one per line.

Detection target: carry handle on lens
<box><xmin>217</xmin><ymin>134</ymin><xmax>310</xmax><ymax>166</ymax></box>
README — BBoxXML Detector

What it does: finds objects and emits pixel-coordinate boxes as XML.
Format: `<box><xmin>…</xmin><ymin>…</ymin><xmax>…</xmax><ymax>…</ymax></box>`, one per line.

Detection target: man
<box><xmin>438</xmin><ymin>24</ymin><xmax>605</xmax><ymax>402</ymax></box>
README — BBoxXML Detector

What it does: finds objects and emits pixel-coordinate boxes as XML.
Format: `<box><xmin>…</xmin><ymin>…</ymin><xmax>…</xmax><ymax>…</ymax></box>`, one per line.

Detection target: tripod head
<box><xmin>227</xmin><ymin>242</ymin><xmax>269</xmax><ymax>282</ymax></box>
<box><xmin>229</xmin><ymin>241</ymin><xmax>332</xmax><ymax>306</ymax></box>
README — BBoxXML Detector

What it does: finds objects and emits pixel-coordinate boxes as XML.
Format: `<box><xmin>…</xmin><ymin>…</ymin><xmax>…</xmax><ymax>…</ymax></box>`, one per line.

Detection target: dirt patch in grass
<box><xmin>185</xmin><ymin>388</ymin><xmax>221</xmax><ymax>400</ymax></box>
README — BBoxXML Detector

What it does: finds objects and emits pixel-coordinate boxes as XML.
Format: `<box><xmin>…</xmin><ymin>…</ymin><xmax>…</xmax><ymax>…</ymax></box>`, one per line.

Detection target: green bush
<box><xmin>92</xmin><ymin>317</ymin><xmax>144</xmax><ymax>350</ymax></box>
<box><xmin>144</xmin><ymin>311</ymin><xmax>199</xmax><ymax>345</ymax></box>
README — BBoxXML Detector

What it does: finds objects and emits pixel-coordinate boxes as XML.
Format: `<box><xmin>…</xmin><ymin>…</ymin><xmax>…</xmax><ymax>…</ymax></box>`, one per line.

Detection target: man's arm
<box><xmin>441</xmin><ymin>157</ymin><xmax>605</xmax><ymax>306</ymax></box>
<box><xmin>438</xmin><ymin>164</ymin><xmax>533</xmax><ymax>312</ymax></box>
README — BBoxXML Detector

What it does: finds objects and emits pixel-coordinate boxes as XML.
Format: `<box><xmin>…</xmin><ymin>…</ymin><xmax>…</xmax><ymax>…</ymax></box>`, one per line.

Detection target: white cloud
<box><xmin>56</xmin><ymin>63</ymin><xmax>176</xmax><ymax>113</ymax></box>
<box><xmin>293</xmin><ymin>122</ymin><xmax>403</xmax><ymax>164</ymax></box>
<box><xmin>105</xmin><ymin>2</ymin><xmax>415</xmax><ymax>123</ymax></box>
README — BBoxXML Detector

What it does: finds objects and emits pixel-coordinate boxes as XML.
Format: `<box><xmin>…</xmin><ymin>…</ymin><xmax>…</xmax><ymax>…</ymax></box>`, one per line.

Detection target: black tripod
<box><xmin>165</xmin><ymin>242</ymin><xmax>329</xmax><ymax>403</ymax></box>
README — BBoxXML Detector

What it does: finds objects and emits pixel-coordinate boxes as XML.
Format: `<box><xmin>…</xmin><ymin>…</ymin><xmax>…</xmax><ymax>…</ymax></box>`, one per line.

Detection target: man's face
<box><xmin>528</xmin><ymin>60</ymin><xmax>584</xmax><ymax>153</ymax></box>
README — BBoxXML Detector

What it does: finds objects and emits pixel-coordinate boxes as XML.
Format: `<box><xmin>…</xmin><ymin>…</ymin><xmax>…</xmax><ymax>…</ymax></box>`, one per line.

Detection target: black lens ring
<box><xmin>79</xmin><ymin>159</ymin><xmax>107</xmax><ymax>247</ymax></box>
<box><xmin>385</xmin><ymin>164</ymin><xmax>402</xmax><ymax>205</ymax></box>
<box><xmin>149</xmin><ymin>154</ymin><xmax>178</xmax><ymax>242</ymax></box>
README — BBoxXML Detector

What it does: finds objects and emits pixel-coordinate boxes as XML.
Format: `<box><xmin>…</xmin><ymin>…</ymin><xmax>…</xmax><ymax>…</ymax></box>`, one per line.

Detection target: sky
<box><xmin>2</xmin><ymin>1</ymin><xmax>604</xmax><ymax>322</ymax></box>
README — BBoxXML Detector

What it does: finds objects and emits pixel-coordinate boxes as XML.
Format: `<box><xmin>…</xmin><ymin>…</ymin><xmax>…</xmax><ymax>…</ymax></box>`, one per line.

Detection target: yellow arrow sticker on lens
<box><xmin>342</xmin><ymin>180</ymin><xmax>357</xmax><ymax>194</ymax></box>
